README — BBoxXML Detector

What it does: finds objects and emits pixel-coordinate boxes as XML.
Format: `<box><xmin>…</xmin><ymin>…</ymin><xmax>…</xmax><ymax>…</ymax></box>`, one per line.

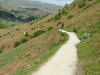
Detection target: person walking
<box><xmin>61</xmin><ymin>22</ymin><xmax>64</xmax><ymax>30</ymax></box>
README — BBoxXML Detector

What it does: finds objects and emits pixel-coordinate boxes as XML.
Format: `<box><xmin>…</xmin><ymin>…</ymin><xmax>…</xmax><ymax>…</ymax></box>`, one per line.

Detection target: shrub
<box><xmin>68</xmin><ymin>15</ymin><xmax>74</xmax><ymax>19</ymax></box>
<box><xmin>14</xmin><ymin>38</ymin><xmax>29</xmax><ymax>47</ymax></box>
<box><xmin>62</xmin><ymin>10</ymin><xmax>68</xmax><ymax>15</ymax></box>
<box><xmin>73</xmin><ymin>27</ymin><xmax>77</xmax><ymax>32</ymax></box>
<box><xmin>16</xmin><ymin>28</ymin><xmax>20</xmax><ymax>31</ymax></box>
<box><xmin>79</xmin><ymin>2</ymin><xmax>86</xmax><ymax>8</ymax></box>
<box><xmin>48</xmin><ymin>27</ymin><xmax>53</xmax><ymax>31</ymax></box>
<box><xmin>30</xmin><ymin>22</ymin><xmax>33</xmax><ymax>25</ymax></box>
<box><xmin>48</xmin><ymin>18</ymin><xmax>53</xmax><ymax>22</ymax></box>
<box><xmin>31</xmin><ymin>28</ymin><xmax>35</xmax><ymax>30</ymax></box>
<box><xmin>0</xmin><ymin>23</ymin><xmax>7</xmax><ymax>29</ymax></box>
<box><xmin>57</xmin><ymin>22</ymin><xmax>61</xmax><ymax>26</ymax></box>
<box><xmin>14</xmin><ymin>41</ymin><xmax>21</xmax><ymax>47</ymax></box>
<box><xmin>7</xmin><ymin>32</ymin><xmax>10</xmax><ymax>35</ymax></box>
<box><xmin>21</xmin><ymin>38</ymin><xmax>28</xmax><ymax>43</ymax></box>
<box><xmin>33</xmin><ymin>30</ymin><xmax>45</xmax><ymax>38</ymax></box>
<box><xmin>54</xmin><ymin>12</ymin><xmax>62</xmax><ymax>21</ymax></box>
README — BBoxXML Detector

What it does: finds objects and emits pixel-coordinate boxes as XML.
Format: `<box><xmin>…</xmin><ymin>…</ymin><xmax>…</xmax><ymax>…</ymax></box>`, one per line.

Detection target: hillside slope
<box><xmin>45</xmin><ymin>0</ymin><xmax>100</xmax><ymax>74</ymax></box>
<box><xmin>0</xmin><ymin>0</ymin><xmax>100</xmax><ymax>75</ymax></box>
<box><xmin>0</xmin><ymin>12</ymin><xmax>68</xmax><ymax>75</ymax></box>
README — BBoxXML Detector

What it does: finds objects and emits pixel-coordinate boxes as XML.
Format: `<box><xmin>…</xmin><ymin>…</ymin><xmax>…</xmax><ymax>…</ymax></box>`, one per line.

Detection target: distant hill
<box><xmin>0</xmin><ymin>0</ymin><xmax>62</xmax><ymax>28</ymax></box>
<box><xmin>1</xmin><ymin>0</ymin><xmax>62</xmax><ymax>13</ymax></box>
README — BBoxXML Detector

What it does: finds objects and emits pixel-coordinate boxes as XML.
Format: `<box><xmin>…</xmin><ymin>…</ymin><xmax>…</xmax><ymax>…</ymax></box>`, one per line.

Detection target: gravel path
<box><xmin>32</xmin><ymin>30</ymin><xmax>80</xmax><ymax>75</ymax></box>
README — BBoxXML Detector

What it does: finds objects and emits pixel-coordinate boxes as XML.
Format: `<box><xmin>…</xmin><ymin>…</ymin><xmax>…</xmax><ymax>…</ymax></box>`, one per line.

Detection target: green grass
<box><xmin>0</xmin><ymin>45</ymin><xmax>31</xmax><ymax>69</ymax></box>
<box><xmin>0</xmin><ymin>29</ymin><xmax>68</xmax><ymax>75</ymax></box>
<box><xmin>15</xmin><ymin>31</ymin><xmax>68</xmax><ymax>75</ymax></box>
<box><xmin>77</xmin><ymin>31</ymin><xmax>100</xmax><ymax>74</ymax></box>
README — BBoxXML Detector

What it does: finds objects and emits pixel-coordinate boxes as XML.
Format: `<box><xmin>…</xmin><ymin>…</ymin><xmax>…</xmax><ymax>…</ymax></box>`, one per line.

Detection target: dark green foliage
<box><xmin>82</xmin><ymin>4</ymin><xmax>92</xmax><ymax>11</ymax></box>
<box><xmin>57</xmin><ymin>22</ymin><xmax>61</xmax><ymax>26</ymax></box>
<box><xmin>14</xmin><ymin>41</ymin><xmax>22</xmax><ymax>47</ymax></box>
<box><xmin>33</xmin><ymin>30</ymin><xmax>45</xmax><ymax>38</ymax></box>
<box><xmin>48</xmin><ymin>27</ymin><xmax>53</xmax><ymax>31</ymax></box>
<box><xmin>54</xmin><ymin>12</ymin><xmax>62</xmax><ymax>21</ymax></box>
<box><xmin>79</xmin><ymin>1</ymin><xmax>86</xmax><ymax>8</ymax></box>
<box><xmin>48</xmin><ymin>18</ymin><xmax>54</xmax><ymax>22</ymax></box>
<box><xmin>31</xmin><ymin>28</ymin><xmax>35</xmax><ymax>30</ymax></box>
<box><xmin>14</xmin><ymin>38</ymin><xmax>28</xmax><ymax>47</ymax></box>
<box><xmin>73</xmin><ymin>27</ymin><xmax>77</xmax><ymax>32</ymax></box>
<box><xmin>7</xmin><ymin>32</ymin><xmax>11</xmax><ymax>35</ymax></box>
<box><xmin>21</xmin><ymin>38</ymin><xmax>28</xmax><ymax>43</ymax></box>
<box><xmin>16</xmin><ymin>28</ymin><xmax>20</xmax><ymax>31</ymax></box>
<box><xmin>30</xmin><ymin>22</ymin><xmax>33</xmax><ymax>25</ymax></box>
<box><xmin>0</xmin><ymin>45</ymin><xmax>5</xmax><ymax>53</ymax></box>
<box><xmin>68</xmin><ymin>15</ymin><xmax>74</xmax><ymax>19</ymax></box>
<box><xmin>0</xmin><ymin>23</ymin><xmax>7</xmax><ymax>29</ymax></box>
<box><xmin>62</xmin><ymin>9</ymin><xmax>68</xmax><ymax>15</ymax></box>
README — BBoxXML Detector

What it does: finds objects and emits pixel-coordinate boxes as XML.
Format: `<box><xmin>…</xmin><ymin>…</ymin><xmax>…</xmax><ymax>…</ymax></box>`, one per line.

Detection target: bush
<box><xmin>48</xmin><ymin>27</ymin><xmax>53</xmax><ymax>31</ymax></box>
<box><xmin>14</xmin><ymin>38</ymin><xmax>29</xmax><ymax>47</ymax></box>
<box><xmin>14</xmin><ymin>41</ymin><xmax>21</xmax><ymax>47</ymax></box>
<box><xmin>7</xmin><ymin>32</ymin><xmax>10</xmax><ymax>35</ymax></box>
<box><xmin>33</xmin><ymin>30</ymin><xmax>45</xmax><ymax>38</ymax></box>
<box><xmin>73</xmin><ymin>27</ymin><xmax>77</xmax><ymax>32</ymax></box>
<box><xmin>57</xmin><ymin>22</ymin><xmax>61</xmax><ymax>26</ymax></box>
<box><xmin>68</xmin><ymin>15</ymin><xmax>74</xmax><ymax>19</ymax></box>
<box><xmin>54</xmin><ymin>12</ymin><xmax>62</xmax><ymax>21</ymax></box>
<box><xmin>21</xmin><ymin>38</ymin><xmax>28</xmax><ymax>43</ymax></box>
<box><xmin>31</xmin><ymin>28</ymin><xmax>35</xmax><ymax>30</ymax></box>
<box><xmin>30</xmin><ymin>22</ymin><xmax>33</xmax><ymax>25</ymax></box>
<box><xmin>79</xmin><ymin>2</ymin><xmax>86</xmax><ymax>8</ymax></box>
<box><xmin>16</xmin><ymin>28</ymin><xmax>20</xmax><ymax>31</ymax></box>
<box><xmin>0</xmin><ymin>23</ymin><xmax>7</xmax><ymax>29</ymax></box>
<box><xmin>48</xmin><ymin>18</ymin><xmax>53</xmax><ymax>22</ymax></box>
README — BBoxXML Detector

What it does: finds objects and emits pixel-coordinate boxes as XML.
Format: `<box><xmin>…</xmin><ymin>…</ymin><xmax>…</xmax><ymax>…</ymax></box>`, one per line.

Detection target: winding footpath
<box><xmin>32</xmin><ymin>30</ymin><xmax>80</xmax><ymax>75</ymax></box>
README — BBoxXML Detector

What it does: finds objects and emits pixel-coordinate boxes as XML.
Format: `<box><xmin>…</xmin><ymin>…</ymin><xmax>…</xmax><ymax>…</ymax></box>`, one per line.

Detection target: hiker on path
<box><xmin>61</xmin><ymin>22</ymin><xmax>64</xmax><ymax>30</ymax></box>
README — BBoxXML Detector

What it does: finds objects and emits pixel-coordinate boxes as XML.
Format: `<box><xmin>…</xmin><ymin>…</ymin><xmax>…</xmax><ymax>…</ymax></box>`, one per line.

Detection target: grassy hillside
<box><xmin>0</xmin><ymin>11</ymin><xmax>68</xmax><ymax>75</ymax></box>
<box><xmin>45</xmin><ymin>0</ymin><xmax>100</xmax><ymax>74</ymax></box>
<box><xmin>0</xmin><ymin>0</ymin><xmax>100</xmax><ymax>75</ymax></box>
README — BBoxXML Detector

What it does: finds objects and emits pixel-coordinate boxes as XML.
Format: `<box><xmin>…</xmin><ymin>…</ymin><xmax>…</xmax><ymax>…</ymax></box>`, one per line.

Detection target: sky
<box><xmin>31</xmin><ymin>0</ymin><xmax>74</xmax><ymax>6</ymax></box>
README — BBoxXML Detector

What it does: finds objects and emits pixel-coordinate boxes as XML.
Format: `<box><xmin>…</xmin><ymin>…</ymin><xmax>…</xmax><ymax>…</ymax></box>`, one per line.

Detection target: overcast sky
<box><xmin>31</xmin><ymin>0</ymin><xmax>74</xmax><ymax>6</ymax></box>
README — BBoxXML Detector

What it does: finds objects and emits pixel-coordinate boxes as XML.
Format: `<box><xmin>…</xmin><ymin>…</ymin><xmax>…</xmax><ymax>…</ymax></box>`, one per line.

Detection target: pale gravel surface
<box><xmin>32</xmin><ymin>30</ymin><xmax>80</xmax><ymax>75</ymax></box>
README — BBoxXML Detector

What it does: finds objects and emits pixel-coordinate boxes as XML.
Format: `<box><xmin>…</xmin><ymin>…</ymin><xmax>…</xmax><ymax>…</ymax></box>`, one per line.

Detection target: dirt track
<box><xmin>33</xmin><ymin>30</ymin><xmax>80</xmax><ymax>75</ymax></box>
